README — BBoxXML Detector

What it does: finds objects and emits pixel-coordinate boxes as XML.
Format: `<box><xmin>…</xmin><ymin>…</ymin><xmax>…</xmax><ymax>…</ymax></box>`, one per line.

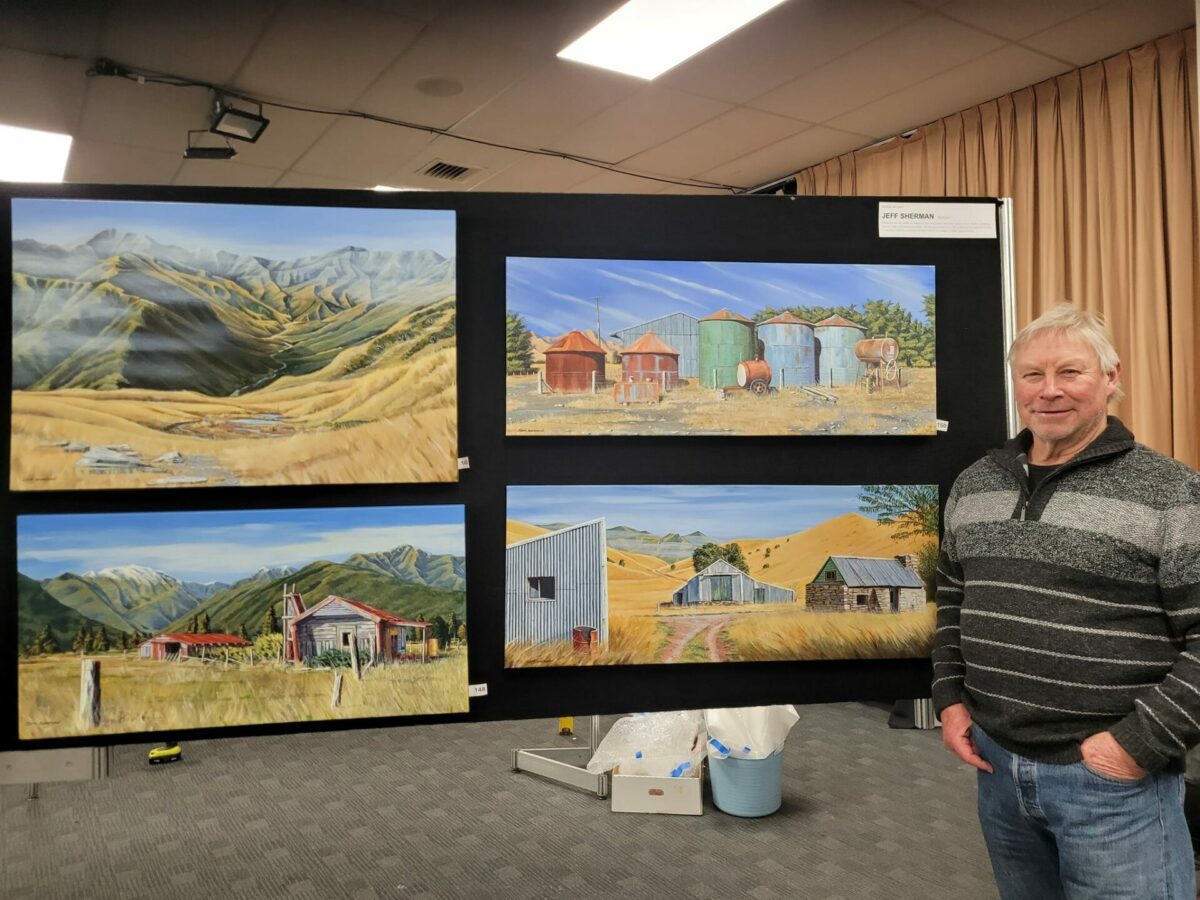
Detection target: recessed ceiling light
<box><xmin>558</xmin><ymin>0</ymin><xmax>787</xmax><ymax>80</ymax></box>
<box><xmin>0</xmin><ymin>123</ymin><xmax>72</xmax><ymax>182</ymax></box>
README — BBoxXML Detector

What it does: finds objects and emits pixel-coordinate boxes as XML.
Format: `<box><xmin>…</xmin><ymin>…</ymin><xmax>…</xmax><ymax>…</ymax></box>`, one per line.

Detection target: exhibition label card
<box><xmin>878</xmin><ymin>202</ymin><xmax>997</xmax><ymax>239</ymax></box>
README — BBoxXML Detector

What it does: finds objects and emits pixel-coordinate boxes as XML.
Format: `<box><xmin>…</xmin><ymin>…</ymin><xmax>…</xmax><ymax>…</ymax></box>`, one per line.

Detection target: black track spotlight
<box><xmin>183</xmin><ymin>129</ymin><xmax>236</xmax><ymax>160</ymax></box>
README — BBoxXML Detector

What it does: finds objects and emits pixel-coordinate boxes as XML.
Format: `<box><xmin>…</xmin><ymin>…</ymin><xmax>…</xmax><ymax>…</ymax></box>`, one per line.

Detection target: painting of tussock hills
<box><xmin>17</xmin><ymin>505</ymin><xmax>468</xmax><ymax>739</ymax></box>
<box><xmin>10</xmin><ymin>198</ymin><xmax>457</xmax><ymax>490</ymax></box>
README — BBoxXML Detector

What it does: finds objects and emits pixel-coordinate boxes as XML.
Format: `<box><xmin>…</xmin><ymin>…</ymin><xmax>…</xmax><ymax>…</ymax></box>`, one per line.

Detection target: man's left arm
<box><xmin>1107</xmin><ymin>481</ymin><xmax>1200</xmax><ymax>773</ymax></box>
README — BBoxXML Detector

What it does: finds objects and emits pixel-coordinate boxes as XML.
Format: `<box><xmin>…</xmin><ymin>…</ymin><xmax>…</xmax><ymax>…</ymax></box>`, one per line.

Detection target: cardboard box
<box><xmin>610</xmin><ymin>765</ymin><xmax>704</xmax><ymax>815</ymax></box>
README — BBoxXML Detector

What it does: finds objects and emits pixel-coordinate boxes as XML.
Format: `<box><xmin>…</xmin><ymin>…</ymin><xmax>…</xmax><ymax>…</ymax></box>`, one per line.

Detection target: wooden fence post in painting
<box><xmin>78</xmin><ymin>659</ymin><xmax>100</xmax><ymax>728</ymax></box>
<box><xmin>331</xmin><ymin>671</ymin><xmax>343</xmax><ymax>709</ymax></box>
<box><xmin>350</xmin><ymin>642</ymin><xmax>362</xmax><ymax>682</ymax></box>
<box><xmin>537</xmin><ymin>370</ymin><xmax>543</xmax><ymax>395</ymax></box>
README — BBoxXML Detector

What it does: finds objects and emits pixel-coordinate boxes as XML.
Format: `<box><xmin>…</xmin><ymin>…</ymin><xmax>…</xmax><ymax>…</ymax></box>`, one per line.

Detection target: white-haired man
<box><xmin>933</xmin><ymin>304</ymin><xmax>1200</xmax><ymax>899</ymax></box>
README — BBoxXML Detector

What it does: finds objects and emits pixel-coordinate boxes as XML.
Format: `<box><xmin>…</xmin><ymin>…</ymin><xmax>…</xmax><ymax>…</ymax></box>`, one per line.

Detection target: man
<box><xmin>933</xmin><ymin>304</ymin><xmax>1200</xmax><ymax>900</ymax></box>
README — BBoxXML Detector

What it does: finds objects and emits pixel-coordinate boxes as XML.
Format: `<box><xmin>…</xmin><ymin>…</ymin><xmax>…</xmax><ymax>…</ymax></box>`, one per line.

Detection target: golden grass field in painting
<box><xmin>507</xmin><ymin>366</ymin><xmax>936</xmax><ymax>437</ymax></box>
<box><xmin>18</xmin><ymin>649</ymin><xmax>469</xmax><ymax>739</ymax></box>
<box><xmin>11</xmin><ymin>313</ymin><xmax>457</xmax><ymax>490</ymax></box>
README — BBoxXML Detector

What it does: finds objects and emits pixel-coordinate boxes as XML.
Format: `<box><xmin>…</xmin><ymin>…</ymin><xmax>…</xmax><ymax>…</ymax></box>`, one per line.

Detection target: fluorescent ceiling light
<box><xmin>0</xmin><ymin>123</ymin><xmax>72</xmax><ymax>182</ymax></box>
<box><xmin>558</xmin><ymin>0</ymin><xmax>787</xmax><ymax>80</ymax></box>
<box><xmin>373</xmin><ymin>184</ymin><xmax>430</xmax><ymax>192</ymax></box>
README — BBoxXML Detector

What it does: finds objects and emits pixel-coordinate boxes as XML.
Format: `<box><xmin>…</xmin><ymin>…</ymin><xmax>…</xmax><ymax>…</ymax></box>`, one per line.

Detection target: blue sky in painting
<box><xmin>507</xmin><ymin>484</ymin><xmax>930</xmax><ymax>543</ymax></box>
<box><xmin>12</xmin><ymin>198</ymin><xmax>456</xmax><ymax>260</ymax></box>
<box><xmin>506</xmin><ymin>258</ymin><xmax>935</xmax><ymax>337</ymax></box>
<box><xmin>17</xmin><ymin>506</ymin><xmax>465</xmax><ymax>583</ymax></box>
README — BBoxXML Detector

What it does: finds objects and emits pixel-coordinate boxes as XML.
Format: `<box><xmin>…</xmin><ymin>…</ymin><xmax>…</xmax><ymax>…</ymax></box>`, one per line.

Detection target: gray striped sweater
<box><xmin>932</xmin><ymin>418</ymin><xmax>1200</xmax><ymax>772</ymax></box>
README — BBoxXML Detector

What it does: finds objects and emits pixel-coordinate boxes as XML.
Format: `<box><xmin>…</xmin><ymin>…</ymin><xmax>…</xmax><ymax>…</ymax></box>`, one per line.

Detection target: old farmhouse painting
<box><xmin>11</xmin><ymin>198</ymin><xmax>457</xmax><ymax>490</ymax></box>
<box><xmin>505</xmin><ymin>258</ymin><xmax>936</xmax><ymax>437</ymax></box>
<box><xmin>506</xmin><ymin>484</ymin><xmax>938</xmax><ymax>668</ymax></box>
<box><xmin>16</xmin><ymin>505</ymin><xmax>467</xmax><ymax>739</ymax></box>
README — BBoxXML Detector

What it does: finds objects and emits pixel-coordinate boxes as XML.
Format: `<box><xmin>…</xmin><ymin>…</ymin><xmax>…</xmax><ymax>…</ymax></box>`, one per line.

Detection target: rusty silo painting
<box><xmin>543</xmin><ymin>330</ymin><xmax>606</xmax><ymax>393</ymax></box>
<box><xmin>619</xmin><ymin>331</ymin><xmax>680</xmax><ymax>389</ymax></box>
<box><xmin>698</xmin><ymin>309</ymin><xmax>755</xmax><ymax>388</ymax></box>
<box><xmin>506</xmin><ymin>257</ymin><xmax>936</xmax><ymax>437</ymax></box>
<box><xmin>813</xmin><ymin>314</ymin><xmax>867</xmax><ymax>386</ymax></box>
<box><xmin>758</xmin><ymin>312</ymin><xmax>815</xmax><ymax>388</ymax></box>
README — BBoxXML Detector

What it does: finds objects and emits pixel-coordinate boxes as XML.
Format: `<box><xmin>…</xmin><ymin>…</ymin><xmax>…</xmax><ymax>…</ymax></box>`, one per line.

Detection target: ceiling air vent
<box><xmin>420</xmin><ymin>160</ymin><xmax>474</xmax><ymax>181</ymax></box>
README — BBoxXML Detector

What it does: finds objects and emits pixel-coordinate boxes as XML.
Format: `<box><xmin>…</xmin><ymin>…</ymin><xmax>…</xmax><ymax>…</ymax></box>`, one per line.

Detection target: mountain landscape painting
<box><xmin>505</xmin><ymin>258</ymin><xmax>936</xmax><ymax>437</ymax></box>
<box><xmin>506</xmin><ymin>484</ymin><xmax>938</xmax><ymax>668</ymax></box>
<box><xmin>10</xmin><ymin>198</ymin><xmax>457</xmax><ymax>490</ymax></box>
<box><xmin>16</xmin><ymin>505</ymin><xmax>468</xmax><ymax>739</ymax></box>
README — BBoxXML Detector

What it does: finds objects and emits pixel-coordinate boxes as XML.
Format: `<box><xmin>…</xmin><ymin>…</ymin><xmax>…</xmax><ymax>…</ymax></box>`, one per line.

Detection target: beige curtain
<box><xmin>793</xmin><ymin>29</ymin><xmax>1198</xmax><ymax>469</ymax></box>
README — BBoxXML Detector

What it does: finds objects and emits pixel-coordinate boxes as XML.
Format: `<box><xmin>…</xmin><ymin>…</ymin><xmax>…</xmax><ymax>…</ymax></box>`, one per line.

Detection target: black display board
<box><xmin>1</xmin><ymin>186</ymin><xmax>1007</xmax><ymax>749</ymax></box>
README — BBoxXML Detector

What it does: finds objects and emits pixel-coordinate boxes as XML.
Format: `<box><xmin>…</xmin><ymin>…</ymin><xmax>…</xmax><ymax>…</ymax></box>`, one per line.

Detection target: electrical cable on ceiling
<box><xmin>86</xmin><ymin>57</ymin><xmax>745</xmax><ymax>193</ymax></box>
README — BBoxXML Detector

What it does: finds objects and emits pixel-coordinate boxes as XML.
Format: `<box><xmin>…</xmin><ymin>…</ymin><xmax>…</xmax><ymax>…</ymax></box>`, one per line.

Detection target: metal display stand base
<box><xmin>512</xmin><ymin>714</ymin><xmax>609</xmax><ymax>799</ymax></box>
<box><xmin>0</xmin><ymin>747</ymin><xmax>111</xmax><ymax>802</ymax></box>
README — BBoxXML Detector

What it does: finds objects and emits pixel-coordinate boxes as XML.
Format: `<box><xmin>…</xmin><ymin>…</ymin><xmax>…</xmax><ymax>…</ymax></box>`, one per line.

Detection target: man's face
<box><xmin>1011</xmin><ymin>330</ymin><xmax>1119</xmax><ymax>449</ymax></box>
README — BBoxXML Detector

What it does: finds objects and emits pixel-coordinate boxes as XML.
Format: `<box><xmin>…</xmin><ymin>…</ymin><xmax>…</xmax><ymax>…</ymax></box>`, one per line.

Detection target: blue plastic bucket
<box><xmin>708</xmin><ymin>750</ymin><xmax>783</xmax><ymax>817</ymax></box>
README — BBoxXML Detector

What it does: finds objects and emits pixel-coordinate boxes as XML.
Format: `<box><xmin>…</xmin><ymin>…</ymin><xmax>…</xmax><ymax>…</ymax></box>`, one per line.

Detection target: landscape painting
<box><xmin>506</xmin><ymin>484</ymin><xmax>938</xmax><ymax>668</ymax></box>
<box><xmin>11</xmin><ymin>198</ymin><xmax>457</xmax><ymax>490</ymax></box>
<box><xmin>505</xmin><ymin>258</ymin><xmax>936</xmax><ymax>437</ymax></box>
<box><xmin>16</xmin><ymin>505</ymin><xmax>468</xmax><ymax>739</ymax></box>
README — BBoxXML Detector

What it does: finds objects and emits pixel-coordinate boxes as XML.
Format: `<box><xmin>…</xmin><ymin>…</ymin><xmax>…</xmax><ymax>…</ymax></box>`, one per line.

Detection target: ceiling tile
<box><xmin>289</xmin><ymin>116</ymin><xmax>434</xmax><ymax>182</ymax></box>
<box><xmin>554</xmin><ymin>85</ymin><xmax>729</xmax><ymax>164</ymax></box>
<box><xmin>0</xmin><ymin>49</ymin><xmax>89</xmax><ymax>135</ymax></box>
<box><xmin>750</xmin><ymin>13</ymin><xmax>1005</xmax><ymax>123</ymax></box>
<box><xmin>452</xmin><ymin>58</ymin><xmax>642</xmax><ymax>150</ymax></box>
<box><xmin>100</xmin><ymin>1</ymin><xmax>276</xmax><ymax>85</ymax></box>
<box><xmin>173</xmin><ymin>159</ymin><xmax>284</xmax><ymax>187</ymax></box>
<box><xmin>64</xmin><ymin>138</ymin><xmax>183</xmax><ymax>186</ymax></box>
<box><xmin>233</xmin><ymin>0</ymin><xmax>425</xmax><ymax>108</ymax></box>
<box><xmin>1021</xmin><ymin>0</ymin><xmax>1196</xmax><ymax>66</ymax></box>
<box><xmin>826</xmin><ymin>44</ymin><xmax>1071</xmax><ymax>138</ymax></box>
<box><xmin>383</xmin><ymin>134</ymin><xmax>522</xmax><ymax>189</ymax></box>
<box><xmin>229</xmin><ymin>106</ymin><xmax>336</xmax><ymax>171</ymax></box>
<box><xmin>939</xmin><ymin>0</ymin><xmax>1107</xmax><ymax>41</ymax></box>
<box><xmin>356</xmin><ymin>25</ymin><xmax>537</xmax><ymax>130</ymax></box>
<box><xmin>698</xmin><ymin>126</ymin><xmax>874</xmax><ymax>187</ymax></box>
<box><xmin>623</xmin><ymin>107</ymin><xmax>808</xmax><ymax>179</ymax></box>
<box><xmin>0</xmin><ymin>0</ymin><xmax>104</xmax><ymax>57</ymax></box>
<box><xmin>658</xmin><ymin>0</ymin><xmax>925</xmax><ymax>104</ymax></box>
<box><xmin>429</xmin><ymin>0</ymin><xmax>624</xmax><ymax>54</ymax></box>
<box><xmin>273</xmin><ymin>170</ymin><xmax>371</xmax><ymax>189</ymax></box>
<box><xmin>565</xmin><ymin>169</ymin><xmax>674</xmax><ymax>194</ymax></box>
<box><xmin>77</xmin><ymin>76</ymin><xmax>212</xmax><ymax>154</ymax></box>
<box><xmin>472</xmin><ymin>155</ymin><xmax>596</xmax><ymax>193</ymax></box>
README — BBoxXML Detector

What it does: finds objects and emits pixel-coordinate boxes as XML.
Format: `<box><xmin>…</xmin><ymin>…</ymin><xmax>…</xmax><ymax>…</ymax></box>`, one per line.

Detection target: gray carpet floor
<box><xmin>1</xmin><ymin>702</ymin><xmax>998</xmax><ymax>900</ymax></box>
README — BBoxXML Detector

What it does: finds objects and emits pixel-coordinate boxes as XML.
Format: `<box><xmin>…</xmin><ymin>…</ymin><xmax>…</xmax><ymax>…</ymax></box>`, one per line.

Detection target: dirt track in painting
<box><xmin>11</xmin><ymin>339</ymin><xmax>457</xmax><ymax>490</ymax></box>
<box><xmin>18</xmin><ymin>649</ymin><xmax>469</xmax><ymax>739</ymax></box>
<box><xmin>505</xmin><ymin>516</ymin><xmax>936</xmax><ymax>667</ymax></box>
<box><xmin>506</xmin><ymin>366</ymin><xmax>935</xmax><ymax>437</ymax></box>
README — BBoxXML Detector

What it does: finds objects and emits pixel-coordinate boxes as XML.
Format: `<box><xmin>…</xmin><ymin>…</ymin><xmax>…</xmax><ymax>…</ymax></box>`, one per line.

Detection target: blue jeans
<box><xmin>973</xmin><ymin>724</ymin><xmax>1195</xmax><ymax>900</ymax></box>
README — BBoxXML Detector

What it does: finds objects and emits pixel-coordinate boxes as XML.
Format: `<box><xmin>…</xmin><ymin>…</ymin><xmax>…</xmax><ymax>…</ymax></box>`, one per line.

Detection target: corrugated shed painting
<box><xmin>505</xmin><ymin>484</ymin><xmax>938</xmax><ymax>668</ymax></box>
<box><xmin>16</xmin><ymin>505</ymin><xmax>467</xmax><ymax>739</ymax></box>
<box><xmin>505</xmin><ymin>258</ymin><xmax>936</xmax><ymax>437</ymax></box>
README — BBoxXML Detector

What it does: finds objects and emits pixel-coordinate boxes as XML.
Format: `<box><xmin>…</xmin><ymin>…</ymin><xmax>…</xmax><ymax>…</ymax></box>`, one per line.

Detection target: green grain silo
<box><xmin>698</xmin><ymin>309</ymin><xmax>755</xmax><ymax>388</ymax></box>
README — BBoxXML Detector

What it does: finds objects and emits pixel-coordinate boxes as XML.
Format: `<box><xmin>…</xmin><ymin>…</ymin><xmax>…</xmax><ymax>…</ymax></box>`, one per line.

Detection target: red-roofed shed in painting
<box><xmin>284</xmin><ymin>589</ymin><xmax>433</xmax><ymax>665</ymax></box>
<box><xmin>543</xmin><ymin>329</ymin><xmax>606</xmax><ymax>393</ymax></box>
<box><xmin>138</xmin><ymin>632</ymin><xmax>251</xmax><ymax>660</ymax></box>
<box><xmin>619</xmin><ymin>331</ymin><xmax>680</xmax><ymax>390</ymax></box>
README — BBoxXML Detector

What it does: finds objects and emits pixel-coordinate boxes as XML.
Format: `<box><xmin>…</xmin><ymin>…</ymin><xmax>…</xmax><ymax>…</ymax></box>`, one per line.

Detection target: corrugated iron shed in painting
<box><xmin>758</xmin><ymin>312</ymin><xmax>815</xmax><ymax>388</ymax></box>
<box><xmin>506</xmin><ymin>518</ymin><xmax>608</xmax><ymax>647</ymax></box>
<box><xmin>544</xmin><ymin>330</ymin><xmax>606</xmax><ymax>392</ymax></box>
<box><xmin>823</xmin><ymin>556</ymin><xmax>923</xmax><ymax>588</ymax></box>
<box><xmin>672</xmin><ymin>559</ymin><xmax>795</xmax><ymax>605</ymax></box>
<box><xmin>620</xmin><ymin>331</ymin><xmax>680</xmax><ymax>389</ymax></box>
<box><xmin>613</xmin><ymin>313</ymin><xmax>699</xmax><ymax>377</ymax></box>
